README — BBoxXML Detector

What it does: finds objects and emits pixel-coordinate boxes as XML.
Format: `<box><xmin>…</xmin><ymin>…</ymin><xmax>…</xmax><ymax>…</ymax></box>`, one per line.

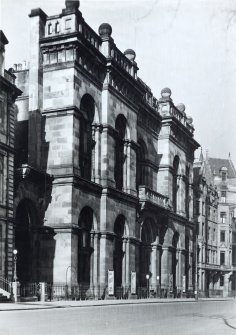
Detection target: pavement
<box><xmin>0</xmin><ymin>297</ymin><xmax>235</xmax><ymax>311</ymax></box>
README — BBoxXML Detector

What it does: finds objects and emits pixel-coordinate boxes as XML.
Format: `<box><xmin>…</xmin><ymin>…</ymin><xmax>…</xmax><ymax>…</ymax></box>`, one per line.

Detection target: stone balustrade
<box><xmin>138</xmin><ymin>186</ymin><xmax>169</xmax><ymax>208</ymax></box>
<box><xmin>109</xmin><ymin>45</ymin><xmax>133</xmax><ymax>76</ymax></box>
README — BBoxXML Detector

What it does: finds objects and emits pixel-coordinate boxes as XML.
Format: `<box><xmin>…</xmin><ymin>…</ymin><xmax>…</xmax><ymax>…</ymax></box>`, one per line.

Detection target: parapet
<box><xmin>159</xmin><ymin>88</ymin><xmax>194</xmax><ymax>133</ymax></box>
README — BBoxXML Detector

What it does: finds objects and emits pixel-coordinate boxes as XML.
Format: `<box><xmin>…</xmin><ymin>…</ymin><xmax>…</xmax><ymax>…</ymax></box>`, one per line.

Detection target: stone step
<box><xmin>0</xmin><ymin>293</ymin><xmax>11</xmax><ymax>303</ymax></box>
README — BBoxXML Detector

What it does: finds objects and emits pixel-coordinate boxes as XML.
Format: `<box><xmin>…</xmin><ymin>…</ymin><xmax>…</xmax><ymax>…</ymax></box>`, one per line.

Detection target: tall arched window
<box><xmin>172</xmin><ymin>156</ymin><xmax>179</xmax><ymax>212</ymax></box>
<box><xmin>185</xmin><ymin>166</ymin><xmax>190</xmax><ymax>218</ymax></box>
<box><xmin>78</xmin><ymin>207</ymin><xmax>93</xmax><ymax>289</ymax></box>
<box><xmin>115</xmin><ymin>115</ymin><xmax>127</xmax><ymax>190</ymax></box>
<box><xmin>79</xmin><ymin>95</ymin><xmax>95</xmax><ymax>180</ymax></box>
<box><xmin>136</xmin><ymin>139</ymin><xmax>147</xmax><ymax>190</ymax></box>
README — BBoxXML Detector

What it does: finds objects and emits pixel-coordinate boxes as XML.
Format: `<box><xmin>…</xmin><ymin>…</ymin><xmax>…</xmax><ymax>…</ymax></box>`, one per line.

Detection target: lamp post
<box><xmin>146</xmin><ymin>274</ymin><xmax>150</xmax><ymax>298</ymax></box>
<box><xmin>13</xmin><ymin>249</ymin><xmax>18</xmax><ymax>302</ymax></box>
<box><xmin>156</xmin><ymin>275</ymin><xmax>160</xmax><ymax>298</ymax></box>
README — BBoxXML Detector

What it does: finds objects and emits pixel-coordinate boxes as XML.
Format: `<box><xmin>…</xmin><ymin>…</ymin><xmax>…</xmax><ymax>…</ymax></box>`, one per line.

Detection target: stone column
<box><xmin>161</xmin><ymin>246</ymin><xmax>171</xmax><ymax>292</ymax></box>
<box><xmin>92</xmin><ymin>124</ymin><xmax>102</xmax><ymax>183</ymax></box>
<box><xmin>93</xmin><ymin>232</ymin><xmax>100</xmax><ymax>299</ymax></box>
<box><xmin>123</xmin><ymin>142</ymin><xmax>128</xmax><ymax>192</ymax></box>
<box><xmin>122</xmin><ymin>238</ymin><xmax>127</xmax><ymax>288</ymax></box>
<box><xmin>177</xmin><ymin>176</ymin><xmax>181</xmax><ymax>214</ymax></box>
<box><xmin>99</xmin><ymin>234</ymin><xmax>108</xmax><ymax>298</ymax></box>
<box><xmin>189</xmin><ymin>251</ymin><xmax>193</xmax><ymax>291</ymax></box>
<box><xmin>90</xmin><ymin>232</ymin><xmax>95</xmax><ymax>295</ymax></box>
<box><xmin>125</xmin><ymin>238</ymin><xmax>130</xmax><ymax>293</ymax></box>
<box><xmin>100</xmin><ymin>126</ymin><xmax>116</xmax><ymax>187</ymax></box>
<box><xmin>150</xmin><ymin>244</ymin><xmax>157</xmax><ymax>291</ymax></box>
<box><xmin>176</xmin><ymin>249</ymin><xmax>181</xmax><ymax>292</ymax></box>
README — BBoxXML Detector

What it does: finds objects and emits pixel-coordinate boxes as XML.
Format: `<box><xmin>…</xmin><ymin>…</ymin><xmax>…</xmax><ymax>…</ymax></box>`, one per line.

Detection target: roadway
<box><xmin>0</xmin><ymin>299</ymin><xmax>236</xmax><ymax>335</ymax></box>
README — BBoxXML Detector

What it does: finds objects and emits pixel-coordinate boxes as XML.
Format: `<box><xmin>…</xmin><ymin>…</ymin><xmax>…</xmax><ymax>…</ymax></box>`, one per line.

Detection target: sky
<box><xmin>1</xmin><ymin>0</ymin><xmax>236</xmax><ymax>164</ymax></box>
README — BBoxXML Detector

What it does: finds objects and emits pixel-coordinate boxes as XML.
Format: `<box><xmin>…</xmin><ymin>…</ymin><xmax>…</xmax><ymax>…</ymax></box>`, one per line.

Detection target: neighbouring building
<box><xmin>0</xmin><ymin>31</ymin><xmax>21</xmax><ymax>279</ymax></box>
<box><xmin>194</xmin><ymin>152</ymin><xmax>236</xmax><ymax>297</ymax></box>
<box><xmin>12</xmin><ymin>1</ymin><xmax>200</xmax><ymax>299</ymax></box>
<box><xmin>208</xmin><ymin>155</ymin><xmax>236</xmax><ymax>295</ymax></box>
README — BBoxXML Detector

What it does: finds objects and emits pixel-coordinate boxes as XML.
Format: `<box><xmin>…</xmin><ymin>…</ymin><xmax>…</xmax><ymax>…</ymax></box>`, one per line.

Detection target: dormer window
<box><xmin>65</xmin><ymin>18</ymin><xmax>72</xmax><ymax>30</ymax></box>
<box><xmin>48</xmin><ymin>23</ymin><xmax>52</xmax><ymax>35</ymax></box>
<box><xmin>55</xmin><ymin>22</ymin><xmax>60</xmax><ymax>33</ymax></box>
<box><xmin>220</xmin><ymin>167</ymin><xmax>227</xmax><ymax>181</ymax></box>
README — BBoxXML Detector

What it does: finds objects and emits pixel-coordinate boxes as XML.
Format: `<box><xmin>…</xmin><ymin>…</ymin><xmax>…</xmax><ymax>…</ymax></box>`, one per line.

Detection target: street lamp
<box><xmin>156</xmin><ymin>275</ymin><xmax>160</xmax><ymax>298</ymax></box>
<box><xmin>146</xmin><ymin>274</ymin><xmax>150</xmax><ymax>298</ymax></box>
<box><xmin>12</xmin><ymin>249</ymin><xmax>18</xmax><ymax>303</ymax></box>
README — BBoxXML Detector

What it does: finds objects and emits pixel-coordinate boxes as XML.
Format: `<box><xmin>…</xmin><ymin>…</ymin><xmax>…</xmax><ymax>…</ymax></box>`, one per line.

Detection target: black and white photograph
<box><xmin>0</xmin><ymin>0</ymin><xmax>236</xmax><ymax>334</ymax></box>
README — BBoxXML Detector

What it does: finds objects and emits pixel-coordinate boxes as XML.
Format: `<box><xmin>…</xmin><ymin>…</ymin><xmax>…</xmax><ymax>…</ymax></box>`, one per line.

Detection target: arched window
<box><xmin>115</xmin><ymin>115</ymin><xmax>127</xmax><ymax>190</ymax></box>
<box><xmin>172</xmin><ymin>156</ymin><xmax>179</xmax><ymax>212</ymax></box>
<box><xmin>136</xmin><ymin>139</ymin><xmax>147</xmax><ymax>190</ymax></box>
<box><xmin>79</xmin><ymin>95</ymin><xmax>95</xmax><ymax>180</ymax></box>
<box><xmin>55</xmin><ymin>22</ymin><xmax>60</xmax><ymax>33</ymax></box>
<box><xmin>185</xmin><ymin>166</ymin><xmax>190</xmax><ymax>218</ymax></box>
<box><xmin>78</xmin><ymin>207</ymin><xmax>93</xmax><ymax>288</ymax></box>
<box><xmin>48</xmin><ymin>23</ymin><xmax>52</xmax><ymax>35</ymax></box>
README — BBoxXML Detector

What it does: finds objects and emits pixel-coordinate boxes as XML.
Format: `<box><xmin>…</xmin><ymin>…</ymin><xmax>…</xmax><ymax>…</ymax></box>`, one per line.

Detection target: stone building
<box><xmin>208</xmin><ymin>155</ymin><xmax>236</xmax><ymax>295</ymax></box>
<box><xmin>13</xmin><ymin>1</ymin><xmax>199</xmax><ymax>299</ymax></box>
<box><xmin>0</xmin><ymin>31</ymin><xmax>21</xmax><ymax>279</ymax></box>
<box><xmin>194</xmin><ymin>152</ymin><xmax>236</xmax><ymax>297</ymax></box>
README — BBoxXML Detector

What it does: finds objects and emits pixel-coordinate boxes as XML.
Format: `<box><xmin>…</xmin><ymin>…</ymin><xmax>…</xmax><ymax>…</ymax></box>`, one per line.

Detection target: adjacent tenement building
<box><xmin>0</xmin><ymin>31</ymin><xmax>21</xmax><ymax>279</ymax></box>
<box><xmin>209</xmin><ymin>155</ymin><xmax>236</xmax><ymax>295</ymax></box>
<box><xmin>13</xmin><ymin>1</ymin><xmax>200</xmax><ymax>299</ymax></box>
<box><xmin>194</xmin><ymin>152</ymin><xmax>234</xmax><ymax>297</ymax></box>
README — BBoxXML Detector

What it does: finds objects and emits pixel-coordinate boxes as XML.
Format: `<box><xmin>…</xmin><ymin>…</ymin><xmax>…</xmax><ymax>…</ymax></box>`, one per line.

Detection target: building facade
<box><xmin>194</xmin><ymin>153</ymin><xmax>236</xmax><ymax>297</ymax></box>
<box><xmin>0</xmin><ymin>31</ymin><xmax>21</xmax><ymax>279</ymax></box>
<box><xmin>13</xmin><ymin>1</ymin><xmax>199</xmax><ymax>299</ymax></box>
<box><xmin>208</xmin><ymin>156</ymin><xmax>236</xmax><ymax>295</ymax></box>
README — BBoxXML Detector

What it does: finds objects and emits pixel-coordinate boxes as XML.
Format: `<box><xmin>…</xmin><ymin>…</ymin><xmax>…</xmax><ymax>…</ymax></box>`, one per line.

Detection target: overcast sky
<box><xmin>1</xmin><ymin>0</ymin><xmax>236</xmax><ymax>164</ymax></box>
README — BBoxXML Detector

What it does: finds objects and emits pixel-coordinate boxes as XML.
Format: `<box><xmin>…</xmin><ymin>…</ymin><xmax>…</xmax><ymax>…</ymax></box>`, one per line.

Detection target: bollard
<box><xmin>40</xmin><ymin>282</ymin><xmax>45</xmax><ymax>302</ymax></box>
<box><xmin>12</xmin><ymin>282</ymin><xmax>18</xmax><ymax>302</ymax></box>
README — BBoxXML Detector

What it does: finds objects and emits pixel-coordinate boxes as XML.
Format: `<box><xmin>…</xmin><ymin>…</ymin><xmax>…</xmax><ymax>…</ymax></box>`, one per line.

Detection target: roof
<box><xmin>208</xmin><ymin>158</ymin><xmax>236</xmax><ymax>178</ymax></box>
<box><xmin>0</xmin><ymin>30</ymin><xmax>8</xmax><ymax>45</ymax></box>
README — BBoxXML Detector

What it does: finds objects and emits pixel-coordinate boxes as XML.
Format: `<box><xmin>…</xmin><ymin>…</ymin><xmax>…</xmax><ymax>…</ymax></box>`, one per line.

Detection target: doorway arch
<box><xmin>15</xmin><ymin>199</ymin><xmax>39</xmax><ymax>283</ymax></box>
<box><xmin>78</xmin><ymin>207</ymin><xmax>94</xmax><ymax>291</ymax></box>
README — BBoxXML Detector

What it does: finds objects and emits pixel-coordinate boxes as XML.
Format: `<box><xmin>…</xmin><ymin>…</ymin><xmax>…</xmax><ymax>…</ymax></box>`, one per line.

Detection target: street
<box><xmin>0</xmin><ymin>300</ymin><xmax>236</xmax><ymax>335</ymax></box>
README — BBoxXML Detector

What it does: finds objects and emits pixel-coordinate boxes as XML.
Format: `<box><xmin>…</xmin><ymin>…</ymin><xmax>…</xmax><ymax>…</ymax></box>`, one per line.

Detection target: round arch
<box><xmin>113</xmin><ymin>215</ymin><xmax>126</xmax><ymax>290</ymax></box>
<box><xmin>136</xmin><ymin>138</ymin><xmax>148</xmax><ymax>189</ymax></box>
<box><xmin>77</xmin><ymin>206</ymin><xmax>95</xmax><ymax>292</ymax></box>
<box><xmin>15</xmin><ymin>199</ymin><xmax>39</xmax><ymax>283</ymax></box>
<box><xmin>79</xmin><ymin>94</ymin><xmax>97</xmax><ymax>180</ymax></box>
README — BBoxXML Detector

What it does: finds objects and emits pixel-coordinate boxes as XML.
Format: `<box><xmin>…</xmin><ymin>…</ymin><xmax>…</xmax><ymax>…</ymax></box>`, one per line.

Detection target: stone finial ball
<box><xmin>124</xmin><ymin>49</ymin><xmax>136</xmax><ymax>61</ymax></box>
<box><xmin>187</xmin><ymin>116</ymin><xmax>193</xmax><ymax>124</ymax></box>
<box><xmin>65</xmin><ymin>0</ymin><xmax>80</xmax><ymax>10</ymax></box>
<box><xmin>98</xmin><ymin>23</ymin><xmax>112</xmax><ymax>37</ymax></box>
<box><xmin>176</xmin><ymin>103</ymin><xmax>186</xmax><ymax>113</ymax></box>
<box><xmin>161</xmin><ymin>87</ymin><xmax>172</xmax><ymax>98</ymax></box>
